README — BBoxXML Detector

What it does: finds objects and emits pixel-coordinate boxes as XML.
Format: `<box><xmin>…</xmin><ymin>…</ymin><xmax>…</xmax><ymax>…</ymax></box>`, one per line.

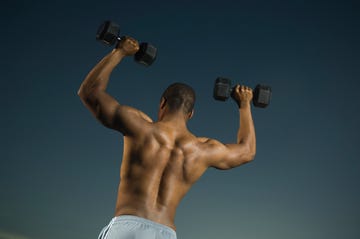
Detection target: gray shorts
<box><xmin>98</xmin><ymin>215</ymin><xmax>177</xmax><ymax>239</ymax></box>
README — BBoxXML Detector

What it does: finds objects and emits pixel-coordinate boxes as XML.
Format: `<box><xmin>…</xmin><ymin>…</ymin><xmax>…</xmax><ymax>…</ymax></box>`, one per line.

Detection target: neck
<box><xmin>158</xmin><ymin>112</ymin><xmax>188</xmax><ymax>129</ymax></box>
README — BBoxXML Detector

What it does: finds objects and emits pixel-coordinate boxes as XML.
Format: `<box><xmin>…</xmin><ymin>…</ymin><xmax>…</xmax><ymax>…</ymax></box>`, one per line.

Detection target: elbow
<box><xmin>77</xmin><ymin>86</ymin><xmax>100</xmax><ymax>101</ymax></box>
<box><xmin>77</xmin><ymin>86</ymin><xmax>91</xmax><ymax>99</ymax></box>
<box><xmin>246</xmin><ymin>151</ymin><xmax>256</xmax><ymax>163</ymax></box>
<box><xmin>77</xmin><ymin>90</ymin><xmax>91</xmax><ymax>104</ymax></box>
<box><xmin>243</xmin><ymin>145</ymin><xmax>256</xmax><ymax>164</ymax></box>
<box><xmin>246</xmin><ymin>140</ymin><xmax>256</xmax><ymax>162</ymax></box>
<box><xmin>77</xmin><ymin>89</ymin><xmax>84</xmax><ymax>99</ymax></box>
<box><xmin>247</xmin><ymin>143</ymin><xmax>256</xmax><ymax>162</ymax></box>
<box><xmin>77</xmin><ymin>85</ymin><xmax>86</xmax><ymax>99</ymax></box>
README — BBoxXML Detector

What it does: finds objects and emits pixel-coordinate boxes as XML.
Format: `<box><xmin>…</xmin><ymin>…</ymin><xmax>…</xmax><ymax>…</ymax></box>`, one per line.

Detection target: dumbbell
<box><xmin>213</xmin><ymin>77</ymin><xmax>272</xmax><ymax>108</ymax></box>
<box><xmin>96</xmin><ymin>21</ymin><xmax>157</xmax><ymax>66</ymax></box>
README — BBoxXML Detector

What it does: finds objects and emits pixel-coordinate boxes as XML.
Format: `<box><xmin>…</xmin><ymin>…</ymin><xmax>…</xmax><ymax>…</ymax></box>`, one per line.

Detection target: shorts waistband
<box><xmin>111</xmin><ymin>215</ymin><xmax>176</xmax><ymax>236</ymax></box>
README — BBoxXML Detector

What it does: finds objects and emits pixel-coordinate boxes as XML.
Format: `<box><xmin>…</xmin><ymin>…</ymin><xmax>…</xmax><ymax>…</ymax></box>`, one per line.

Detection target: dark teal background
<box><xmin>1</xmin><ymin>0</ymin><xmax>359</xmax><ymax>238</ymax></box>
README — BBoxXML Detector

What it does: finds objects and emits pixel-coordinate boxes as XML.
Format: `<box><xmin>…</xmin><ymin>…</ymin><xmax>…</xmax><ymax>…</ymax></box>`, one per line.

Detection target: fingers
<box><xmin>122</xmin><ymin>36</ymin><xmax>139</xmax><ymax>46</ymax></box>
<box><xmin>117</xmin><ymin>36</ymin><xmax>140</xmax><ymax>54</ymax></box>
<box><xmin>125</xmin><ymin>36</ymin><xmax>139</xmax><ymax>46</ymax></box>
<box><xmin>232</xmin><ymin>84</ymin><xmax>253</xmax><ymax>108</ymax></box>
<box><xmin>235</xmin><ymin>84</ymin><xmax>253</xmax><ymax>92</ymax></box>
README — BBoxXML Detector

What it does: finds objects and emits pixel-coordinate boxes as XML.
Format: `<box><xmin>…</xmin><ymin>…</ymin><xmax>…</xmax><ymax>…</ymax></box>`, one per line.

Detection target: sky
<box><xmin>0</xmin><ymin>0</ymin><xmax>359</xmax><ymax>238</ymax></box>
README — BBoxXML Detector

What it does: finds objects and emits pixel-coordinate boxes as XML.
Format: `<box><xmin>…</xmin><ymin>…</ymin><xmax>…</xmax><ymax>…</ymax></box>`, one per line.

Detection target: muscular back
<box><xmin>115</xmin><ymin>122</ymin><xmax>208</xmax><ymax>230</ymax></box>
<box><xmin>79</xmin><ymin>78</ymin><xmax>255</xmax><ymax>232</ymax></box>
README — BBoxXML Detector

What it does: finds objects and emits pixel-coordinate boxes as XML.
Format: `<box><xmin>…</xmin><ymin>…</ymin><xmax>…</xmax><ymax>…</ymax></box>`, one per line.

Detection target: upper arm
<box><xmin>200</xmin><ymin>138</ymin><xmax>254</xmax><ymax>170</ymax></box>
<box><xmin>78</xmin><ymin>90</ymin><xmax>152</xmax><ymax>136</ymax></box>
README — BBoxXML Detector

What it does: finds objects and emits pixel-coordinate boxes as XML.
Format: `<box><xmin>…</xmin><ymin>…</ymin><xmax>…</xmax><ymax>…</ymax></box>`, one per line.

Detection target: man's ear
<box><xmin>188</xmin><ymin>109</ymin><xmax>194</xmax><ymax>119</ymax></box>
<box><xmin>160</xmin><ymin>97</ymin><xmax>167</xmax><ymax>109</ymax></box>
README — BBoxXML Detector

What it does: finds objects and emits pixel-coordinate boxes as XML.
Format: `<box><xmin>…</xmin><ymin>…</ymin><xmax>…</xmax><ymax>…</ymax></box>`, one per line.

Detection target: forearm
<box><xmin>237</xmin><ymin>104</ymin><xmax>256</xmax><ymax>155</ymax></box>
<box><xmin>78</xmin><ymin>49</ymin><xmax>126</xmax><ymax>96</ymax></box>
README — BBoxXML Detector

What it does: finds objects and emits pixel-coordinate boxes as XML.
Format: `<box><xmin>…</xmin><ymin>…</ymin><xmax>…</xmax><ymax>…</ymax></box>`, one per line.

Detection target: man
<box><xmin>78</xmin><ymin>36</ymin><xmax>256</xmax><ymax>239</ymax></box>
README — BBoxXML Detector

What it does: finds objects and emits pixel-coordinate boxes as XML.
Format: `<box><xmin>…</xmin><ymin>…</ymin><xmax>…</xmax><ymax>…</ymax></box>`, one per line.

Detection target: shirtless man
<box><xmin>78</xmin><ymin>37</ymin><xmax>256</xmax><ymax>239</ymax></box>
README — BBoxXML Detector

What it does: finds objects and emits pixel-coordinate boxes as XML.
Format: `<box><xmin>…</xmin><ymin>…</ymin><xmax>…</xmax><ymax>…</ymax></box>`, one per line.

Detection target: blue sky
<box><xmin>1</xmin><ymin>0</ymin><xmax>359</xmax><ymax>238</ymax></box>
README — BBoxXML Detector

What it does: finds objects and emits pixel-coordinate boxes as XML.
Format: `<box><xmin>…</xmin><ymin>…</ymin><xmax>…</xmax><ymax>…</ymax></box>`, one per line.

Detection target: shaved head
<box><xmin>161</xmin><ymin>83</ymin><xmax>196</xmax><ymax>114</ymax></box>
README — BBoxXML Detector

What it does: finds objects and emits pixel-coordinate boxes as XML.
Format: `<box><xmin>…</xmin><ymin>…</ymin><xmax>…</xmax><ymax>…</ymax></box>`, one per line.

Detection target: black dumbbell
<box><xmin>213</xmin><ymin>77</ymin><xmax>271</xmax><ymax>108</ymax></box>
<box><xmin>96</xmin><ymin>21</ymin><xmax>157</xmax><ymax>66</ymax></box>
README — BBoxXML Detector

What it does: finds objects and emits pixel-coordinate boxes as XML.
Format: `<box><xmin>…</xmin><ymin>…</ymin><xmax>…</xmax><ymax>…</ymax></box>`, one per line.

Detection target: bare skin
<box><xmin>78</xmin><ymin>37</ymin><xmax>256</xmax><ymax>231</ymax></box>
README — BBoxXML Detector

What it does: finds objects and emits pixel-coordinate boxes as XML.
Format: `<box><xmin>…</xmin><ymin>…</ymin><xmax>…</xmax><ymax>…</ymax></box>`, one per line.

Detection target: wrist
<box><xmin>112</xmin><ymin>48</ymin><xmax>127</xmax><ymax>58</ymax></box>
<box><xmin>238</xmin><ymin>101</ymin><xmax>251</xmax><ymax>110</ymax></box>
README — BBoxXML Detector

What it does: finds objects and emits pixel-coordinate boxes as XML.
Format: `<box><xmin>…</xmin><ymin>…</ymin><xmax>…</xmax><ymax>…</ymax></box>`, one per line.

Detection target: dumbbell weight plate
<box><xmin>134</xmin><ymin>43</ymin><xmax>157</xmax><ymax>66</ymax></box>
<box><xmin>96</xmin><ymin>21</ymin><xmax>120</xmax><ymax>46</ymax></box>
<box><xmin>253</xmin><ymin>84</ymin><xmax>272</xmax><ymax>108</ymax></box>
<box><xmin>213</xmin><ymin>77</ymin><xmax>232</xmax><ymax>101</ymax></box>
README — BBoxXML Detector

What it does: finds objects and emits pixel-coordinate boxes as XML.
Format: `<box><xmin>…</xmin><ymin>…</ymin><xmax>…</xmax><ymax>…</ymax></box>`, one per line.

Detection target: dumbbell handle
<box><xmin>97</xmin><ymin>34</ymin><xmax>135</xmax><ymax>47</ymax></box>
<box><xmin>115</xmin><ymin>35</ymin><xmax>132</xmax><ymax>43</ymax></box>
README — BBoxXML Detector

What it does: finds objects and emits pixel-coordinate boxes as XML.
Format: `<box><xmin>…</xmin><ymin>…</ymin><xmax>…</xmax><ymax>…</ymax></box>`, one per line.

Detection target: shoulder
<box><xmin>194</xmin><ymin>137</ymin><xmax>228</xmax><ymax>158</ymax></box>
<box><xmin>113</xmin><ymin>105</ymin><xmax>154</xmax><ymax>136</ymax></box>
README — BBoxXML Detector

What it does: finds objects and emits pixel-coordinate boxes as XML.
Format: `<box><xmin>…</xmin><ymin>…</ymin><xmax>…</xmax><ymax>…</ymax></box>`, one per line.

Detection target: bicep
<box><xmin>79</xmin><ymin>90</ymin><xmax>152</xmax><ymax>135</ymax></box>
<box><xmin>203</xmin><ymin>139</ymin><xmax>253</xmax><ymax>170</ymax></box>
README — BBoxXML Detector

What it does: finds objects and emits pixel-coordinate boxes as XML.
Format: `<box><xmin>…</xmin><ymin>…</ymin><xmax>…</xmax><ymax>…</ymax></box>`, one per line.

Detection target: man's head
<box><xmin>158</xmin><ymin>83</ymin><xmax>196</xmax><ymax>121</ymax></box>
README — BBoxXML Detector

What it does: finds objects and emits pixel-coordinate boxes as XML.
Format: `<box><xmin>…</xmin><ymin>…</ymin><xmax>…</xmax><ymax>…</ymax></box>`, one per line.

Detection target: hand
<box><xmin>231</xmin><ymin>85</ymin><xmax>253</xmax><ymax>108</ymax></box>
<box><xmin>116</xmin><ymin>36</ymin><xmax>140</xmax><ymax>56</ymax></box>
